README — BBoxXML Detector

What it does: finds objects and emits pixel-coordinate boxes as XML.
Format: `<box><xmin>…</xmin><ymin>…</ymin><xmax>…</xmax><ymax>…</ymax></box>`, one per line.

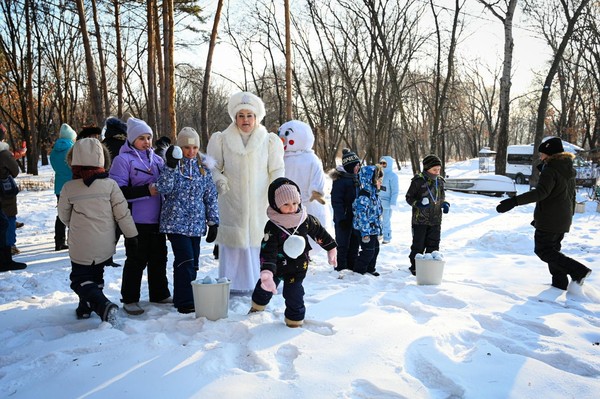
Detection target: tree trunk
<box><xmin>284</xmin><ymin>0</ymin><xmax>292</xmax><ymax>120</ymax></box>
<box><xmin>147</xmin><ymin>0</ymin><xmax>157</xmax><ymax>133</ymax></box>
<box><xmin>113</xmin><ymin>0</ymin><xmax>124</xmax><ymax>117</ymax></box>
<box><xmin>162</xmin><ymin>0</ymin><xmax>176</xmax><ymax>140</ymax></box>
<box><xmin>201</xmin><ymin>0</ymin><xmax>224</xmax><ymax>147</ymax></box>
<box><xmin>530</xmin><ymin>0</ymin><xmax>591</xmax><ymax>187</ymax></box>
<box><xmin>91</xmin><ymin>0</ymin><xmax>109</xmax><ymax>117</ymax></box>
<box><xmin>75</xmin><ymin>0</ymin><xmax>103</xmax><ymax>126</ymax></box>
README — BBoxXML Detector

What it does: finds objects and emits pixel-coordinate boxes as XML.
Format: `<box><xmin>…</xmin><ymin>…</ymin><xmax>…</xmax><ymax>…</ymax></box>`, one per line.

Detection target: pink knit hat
<box><xmin>274</xmin><ymin>183</ymin><xmax>301</xmax><ymax>209</ymax></box>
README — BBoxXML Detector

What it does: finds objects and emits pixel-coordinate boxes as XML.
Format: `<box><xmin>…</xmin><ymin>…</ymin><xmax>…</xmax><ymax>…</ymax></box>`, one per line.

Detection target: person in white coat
<box><xmin>207</xmin><ymin>92</ymin><xmax>285</xmax><ymax>292</ymax></box>
<box><xmin>278</xmin><ymin>120</ymin><xmax>331</xmax><ymax>232</ymax></box>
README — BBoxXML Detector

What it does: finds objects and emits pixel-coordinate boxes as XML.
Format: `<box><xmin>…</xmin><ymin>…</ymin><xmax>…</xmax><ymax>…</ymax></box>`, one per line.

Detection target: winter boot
<box><xmin>0</xmin><ymin>246</ymin><xmax>27</xmax><ymax>272</ymax></box>
<box><xmin>75</xmin><ymin>301</ymin><xmax>92</xmax><ymax>319</ymax></box>
<box><xmin>99</xmin><ymin>301</ymin><xmax>119</xmax><ymax>323</ymax></box>
<box><xmin>123</xmin><ymin>302</ymin><xmax>144</xmax><ymax>315</ymax></box>
<box><xmin>285</xmin><ymin>317</ymin><xmax>304</xmax><ymax>328</ymax></box>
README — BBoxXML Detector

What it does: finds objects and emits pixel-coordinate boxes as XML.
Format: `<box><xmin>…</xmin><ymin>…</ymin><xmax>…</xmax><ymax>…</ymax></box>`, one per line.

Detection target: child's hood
<box><xmin>358</xmin><ymin>165</ymin><xmax>379</xmax><ymax>193</ymax></box>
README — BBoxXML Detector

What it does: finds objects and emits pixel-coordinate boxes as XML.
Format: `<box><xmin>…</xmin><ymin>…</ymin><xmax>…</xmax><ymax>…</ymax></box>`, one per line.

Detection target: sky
<box><xmin>183</xmin><ymin>0</ymin><xmax>552</xmax><ymax>95</ymax></box>
<box><xmin>1</xmin><ymin>160</ymin><xmax>599</xmax><ymax>398</ymax></box>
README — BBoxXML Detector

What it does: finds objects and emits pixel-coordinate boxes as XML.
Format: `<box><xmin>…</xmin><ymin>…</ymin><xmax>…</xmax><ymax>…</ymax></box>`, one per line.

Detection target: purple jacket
<box><xmin>109</xmin><ymin>141</ymin><xmax>164</xmax><ymax>224</ymax></box>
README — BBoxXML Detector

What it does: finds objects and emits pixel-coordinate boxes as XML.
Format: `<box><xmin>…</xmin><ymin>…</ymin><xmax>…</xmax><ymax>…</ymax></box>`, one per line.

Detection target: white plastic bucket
<box><xmin>415</xmin><ymin>259</ymin><xmax>445</xmax><ymax>285</ymax></box>
<box><xmin>575</xmin><ymin>202</ymin><xmax>585</xmax><ymax>214</ymax></box>
<box><xmin>191</xmin><ymin>281</ymin><xmax>230</xmax><ymax>320</ymax></box>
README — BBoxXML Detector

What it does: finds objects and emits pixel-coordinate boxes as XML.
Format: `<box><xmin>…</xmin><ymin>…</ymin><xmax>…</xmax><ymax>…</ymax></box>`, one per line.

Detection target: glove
<box><xmin>309</xmin><ymin>191</ymin><xmax>326</xmax><ymax>204</ymax></box>
<box><xmin>260</xmin><ymin>270</ymin><xmax>277</xmax><ymax>294</ymax></box>
<box><xmin>216</xmin><ymin>180</ymin><xmax>229</xmax><ymax>195</ymax></box>
<box><xmin>327</xmin><ymin>248</ymin><xmax>337</xmax><ymax>268</ymax></box>
<box><xmin>442</xmin><ymin>201</ymin><xmax>450</xmax><ymax>214</ymax></box>
<box><xmin>165</xmin><ymin>145</ymin><xmax>183</xmax><ymax>168</ymax></box>
<box><xmin>339</xmin><ymin>219</ymin><xmax>352</xmax><ymax>229</ymax></box>
<box><xmin>206</xmin><ymin>224</ymin><xmax>218</xmax><ymax>243</ymax></box>
<box><xmin>124</xmin><ymin>236</ymin><xmax>138</xmax><ymax>257</ymax></box>
<box><xmin>416</xmin><ymin>197</ymin><xmax>430</xmax><ymax>209</ymax></box>
<box><xmin>362</xmin><ymin>236</ymin><xmax>370</xmax><ymax>243</ymax></box>
<box><xmin>496</xmin><ymin>197</ymin><xmax>517</xmax><ymax>213</ymax></box>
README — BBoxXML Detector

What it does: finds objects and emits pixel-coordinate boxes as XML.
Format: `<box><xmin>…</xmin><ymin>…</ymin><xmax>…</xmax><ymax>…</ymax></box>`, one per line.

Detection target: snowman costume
<box><xmin>278</xmin><ymin>120</ymin><xmax>331</xmax><ymax>234</ymax></box>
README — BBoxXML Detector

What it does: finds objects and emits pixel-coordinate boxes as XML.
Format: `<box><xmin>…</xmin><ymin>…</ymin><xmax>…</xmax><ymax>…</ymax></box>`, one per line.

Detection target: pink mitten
<box><xmin>260</xmin><ymin>270</ymin><xmax>277</xmax><ymax>294</ymax></box>
<box><xmin>327</xmin><ymin>248</ymin><xmax>337</xmax><ymax>268</ymax></box>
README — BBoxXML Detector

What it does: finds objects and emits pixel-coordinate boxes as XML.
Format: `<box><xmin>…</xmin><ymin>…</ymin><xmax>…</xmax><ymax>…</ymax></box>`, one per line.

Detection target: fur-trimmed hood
<box><xmin>540</xmin><ymin>152</ymin><xmax>576</xmax><ymax>180</ymax></box>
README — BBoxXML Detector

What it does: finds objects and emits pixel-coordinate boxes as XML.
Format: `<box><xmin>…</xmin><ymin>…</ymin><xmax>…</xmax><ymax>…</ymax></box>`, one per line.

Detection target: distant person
<box><xmin>207</xmin><ymin>92</ymin><xmax>285</xmax><ymax>293</ymax></box>
<box><xmin>109</xmin><ymin>117</ymin><xmax>171</xmax><ymax>316</ymax></box>
<box><xmin>0</xmin><ymin>122</ymin><xmax>26</xmax><ymax>272</ymax></box>
<box><xmin>157</xmin><ymin>127</ymin><xmax>219</xmax><ymax>314</ymax></box>
<box><xmin>378</xmin><ymin>156</ymin><xmax>399</xmax><ymax>244</ymax></box>
<box><xmin>49</xmin><ymin>123</ymin><xmax>76</xmax><ymax>251</ymax></box>
<box><xmin>352</xmin><ymin>164</ymin><xmax>383</xmax><ymax>276</ymax></box>
<box><xmin>496</xmin><ymin>137</ymin><xmax>592</xmax><ymax>289</ymax></box>
<box><xmin>77</xmin><ymin>126</ymin><xmax>102</xmax><ymax>141</ymax></box>
<box><xmin>153</xmin><ymin>136</ymin><xmax>171</xmax><ymax>160</ymax></box>
<box><xmin>329</xmin><ymin>148</ymin><xmax>360</xmax><ymax>271</ymax></box>
<box><xmin>249</xmin><ymin>178</ymin><xmax>337</xmax><ymax>328</ymax></box>
<box><xmin>58</xmin><ymin>138</ymin><xmax>138</xmax><ymax>323</ymax></box>
<box><xmin>405</xmin><ymin>155</ymin><xmax>450</xmax><ymax>276</ymax></box>
<box><xmin>102</xmin><ymin>116</ymin><xmax>128</xmax><ymax>164</ymax></box>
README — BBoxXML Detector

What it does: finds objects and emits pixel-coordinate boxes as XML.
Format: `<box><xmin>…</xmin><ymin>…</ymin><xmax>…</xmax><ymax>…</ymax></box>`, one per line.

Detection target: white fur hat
<box><xmin>176</xmin><ymin>127</ymin><xmax>200</xmax><ymax>148</ymax></box>
<box><xmin>126</xmin><ymin>117</ymin><xmax>153</xmax><ymax>144</ymax></box>
<box><xmin>227</xmin><ymin>92</ymin><xmax>266</xmax><ymax>123</ymax></box>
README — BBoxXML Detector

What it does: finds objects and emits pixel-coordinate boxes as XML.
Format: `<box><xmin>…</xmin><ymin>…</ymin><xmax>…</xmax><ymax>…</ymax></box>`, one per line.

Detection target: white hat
<box><xmin>59</xmin><ymin>123</ymin><xmax>77</xmax><ymax>141</ymax></box>
<box><xmin>227</xmin><ymin>92</ymin><xmax>266</xmax><ymax>123</ymax></box>
<box><xmin>176</xmin><ymin>127</ymin><xmax>200</xmax><ymax>148</ymax></box>
<box><xmin>126</xmin><ymin>117</ymin><xmax>153</xmax><ymax>144</ymax></box>
<box><xmin>71</xmin><ymin>138</ymin><xmax>105</xmax><ymax>167</ymax></box>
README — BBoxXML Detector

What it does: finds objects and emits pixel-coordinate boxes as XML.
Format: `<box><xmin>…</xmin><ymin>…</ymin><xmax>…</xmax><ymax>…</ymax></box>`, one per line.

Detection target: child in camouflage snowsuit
<box><xmin>352</xmin><ymin>164</ymin><xmax>383</xmax><ymax>276</ymax></box>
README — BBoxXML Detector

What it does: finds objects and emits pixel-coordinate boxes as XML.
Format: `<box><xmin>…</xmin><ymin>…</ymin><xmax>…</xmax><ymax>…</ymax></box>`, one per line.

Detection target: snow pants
<box><xmin>252</xmin><ymin>274</ymin><xmax>306</xmax><ymax>322</ymax></box>
<box><xmin>534</xmin><ymin>229</ymin><xmax>590</xmax><ymax>290</ymax></box>
<box><xmin>409</xmin><ymin>224</ymin><xmax>441</xmax><ymax>268</ymax></box>
<box><xmin>167</xmin><ymin>234</ymin><xmax>200</xmax><ymax>311</ymax></box>
<box><xmin>121</xmin><ymin>224</ymin><xmax>170</xmax><ymax>304</ymax></box>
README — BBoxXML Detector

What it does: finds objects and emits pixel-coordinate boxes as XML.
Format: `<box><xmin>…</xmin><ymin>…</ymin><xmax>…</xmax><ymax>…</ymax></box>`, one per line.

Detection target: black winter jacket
<box><xmin>405</xmin><ymin>172</ymin><xmax>446</xmax><ymax>226</ymax></box>
<box><xmin>260</xmin><ymin>215</ymin><xmax>337</xmax><ymax>280</ymax></box>
<box><xmin>329</xmin><ymin>166</ymin><xmax>358</xmax><ymax>226</ymax></box>
<box><xmin>515</xmin><ymin>152</ymin><xmax>576</xmax><ymax>233</ymax></box>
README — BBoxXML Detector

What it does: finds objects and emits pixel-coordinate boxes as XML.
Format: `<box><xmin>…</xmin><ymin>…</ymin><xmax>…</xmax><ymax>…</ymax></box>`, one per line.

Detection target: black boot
<box><xmin>0</xmin><ymin>246</ymin><xmax>27</xmax><ymax>272</ymax></box>
<box><xmin>76</xmin><ymin>300</ymin><xmax>92</xmax><ymax>319</ymax></box>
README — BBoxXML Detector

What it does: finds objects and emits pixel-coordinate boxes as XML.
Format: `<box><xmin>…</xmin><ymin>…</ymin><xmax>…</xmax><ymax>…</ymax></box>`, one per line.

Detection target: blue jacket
<box><xmin>49</xmin><ymin>138</ymin><xmax>74</xmax><ymax>195</ymax></box>
<box><xmin>378</xmin><ymin>155</ymin><xmax>399</xmax><ymax>208</ymax></box>
<box><xmin>352</xmin><ymin>165</ymin><xmax>383</xmax><ymax>237</ymax></box>
<box><xmin>156</xmin><ymin>155</ymin><xmax>219</xmax><ymax>237</ymax></box>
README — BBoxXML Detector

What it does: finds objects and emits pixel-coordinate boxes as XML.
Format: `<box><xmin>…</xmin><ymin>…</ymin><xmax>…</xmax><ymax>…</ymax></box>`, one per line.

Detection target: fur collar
<box><xmin>221</xmin><ymin>122</ymin><xmax>269</xmax><ymax>155</ymax></box>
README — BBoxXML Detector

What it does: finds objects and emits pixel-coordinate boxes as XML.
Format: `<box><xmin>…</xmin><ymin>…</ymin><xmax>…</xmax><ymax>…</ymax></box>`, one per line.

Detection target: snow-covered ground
<box><xmin>1</xmin><ymin>160</ymin><xmax>599</xmax><ymax>398</ymax></box>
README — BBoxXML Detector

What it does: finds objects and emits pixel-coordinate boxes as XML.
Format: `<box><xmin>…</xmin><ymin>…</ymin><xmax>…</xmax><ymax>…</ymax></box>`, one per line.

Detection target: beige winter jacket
<box><xmin>207</xmin><ymin>123</ymin><xmax>284</xmax><ymax>248</ymax></box>
<box><xmin>58</xmin><ymin>138</ymin><xmax>137</xmax><ymax>265</ymax></box>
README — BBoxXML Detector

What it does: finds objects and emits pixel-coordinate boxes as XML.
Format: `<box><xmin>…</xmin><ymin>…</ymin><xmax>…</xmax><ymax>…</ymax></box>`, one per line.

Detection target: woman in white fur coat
<box><xmin>207</xmin><ymin>92</ymin><xmax>285</xmax><ymax>292</ymax></box>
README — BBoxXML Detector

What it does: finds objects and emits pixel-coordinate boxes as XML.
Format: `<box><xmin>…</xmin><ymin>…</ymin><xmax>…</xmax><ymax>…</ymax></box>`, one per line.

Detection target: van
<box><xmin>506</xmin><ymin>140</ymin><xmax>597</xmax><ymax>187</ymax></box>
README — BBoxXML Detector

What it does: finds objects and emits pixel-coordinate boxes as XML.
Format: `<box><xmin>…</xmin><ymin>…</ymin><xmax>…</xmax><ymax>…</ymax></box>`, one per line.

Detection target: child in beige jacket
<box><xmin>58</xmin><ymin>138</ymin><xmax>138</xmax><ymax>324</ymax></box>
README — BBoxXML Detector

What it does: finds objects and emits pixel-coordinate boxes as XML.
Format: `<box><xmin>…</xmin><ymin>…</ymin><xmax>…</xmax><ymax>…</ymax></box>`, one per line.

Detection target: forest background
<box><xmin>1</xmin><ymin>0</ymin><xmax>599</xmax><ymax>181</ymax></box>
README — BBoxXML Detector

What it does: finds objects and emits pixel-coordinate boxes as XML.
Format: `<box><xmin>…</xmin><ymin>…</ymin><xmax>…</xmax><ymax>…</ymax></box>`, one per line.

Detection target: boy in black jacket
<box><xmin>497</xmin><ymin>137</ymin><xmax>591</xmax><ymax>289</ymax></box>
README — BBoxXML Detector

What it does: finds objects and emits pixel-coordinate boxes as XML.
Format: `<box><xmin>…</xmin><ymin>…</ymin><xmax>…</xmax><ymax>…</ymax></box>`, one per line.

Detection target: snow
<box><xmin>1</xmin><ymin>160</ymin><xmax>599</xmax><ymax>398</ymax></box>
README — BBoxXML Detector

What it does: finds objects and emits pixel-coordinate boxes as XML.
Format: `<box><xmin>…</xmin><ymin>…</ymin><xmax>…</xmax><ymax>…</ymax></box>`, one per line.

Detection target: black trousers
<box><xmin>54</xmin><ymin>195</ymin><xmax>66</xmax><ymax>245</ymax></box>
<box><xmin>409</xmin><ymin>224</ymin><xmax>441</xmax><ymax>268</ymax></box>
<box><xmin>534</xmin><ymin>229</ymin><xmax>589</xmax><ymax>289</ymax></box>
<box><xmin>70</xmin><ymin>259</ymin><xmax>112</xmax><ymax>318</ymax></box>
<box><xmin>353</xmin><ymin>233</ymin><xmax>380</xmax><ymax>274</ymax></box>
<box><xmin>334</xmin><ymin>223</ymin><xmax>359</xmax><ymax>271</ymax></box>
<box><xmin>252</xmin><ymin>274</ymin><xmax>306</xmax><ymax>322</ymax></box>
<box><xmin>120</xmin><ymin>224</ymin><xmax>170</xmax><ymax>304</ymax></box>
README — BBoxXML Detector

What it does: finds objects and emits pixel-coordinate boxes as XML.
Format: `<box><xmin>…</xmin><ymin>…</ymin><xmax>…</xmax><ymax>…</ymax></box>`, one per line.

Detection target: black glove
<box><xmin>496</xmin><ymin>197</ymin><xmax>517</xmax><ymax>213</ymax></box>
<box><xmin>442</xmin><ymin>201</ymin><xmax>450</xmax><ymax>214</ymax></box>
<box><xmin>339</xmin><ymin>219</ymin><xmax>352</xmax><ymax>229</ymax></box>
<box><xmin>125</xmin><ymin>236</ymin><xmax>138</xmax><ymax>257</ymax></box>
<box><xmin>165</xmin><ymin>145</ymin><xmax>183</xmax><ymax>168</ymax></box>
<box><xmin>206</xmin><ymin>224</ymin><xmax>218</xmax><ymax>243</ymax></box>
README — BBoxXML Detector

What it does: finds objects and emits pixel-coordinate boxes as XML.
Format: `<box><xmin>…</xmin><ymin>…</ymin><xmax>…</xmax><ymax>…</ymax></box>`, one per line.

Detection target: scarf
<box><xmin>266</xmin><ymin>206</ymin><xmax>307</xmax><ymax>229</ymax></box>
<box><xmin>71</xmin><ymin>166</ymin><xmax>108</xmax><ymax>186</ymax></box>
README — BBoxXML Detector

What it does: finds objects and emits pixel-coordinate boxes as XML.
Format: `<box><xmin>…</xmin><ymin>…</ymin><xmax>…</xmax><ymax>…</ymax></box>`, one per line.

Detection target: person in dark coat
<box><xmin>405</xmin><ymin>155</ymin><xmax>450</xmax><ymax>276</ymax></box>
<box><xmin>250</xmin><ymin>178</ymin><xmax>337</xmax><ymax>328</ymax></box>
<box><xmin>0</xmin><ymin>123</ymin><xmax>26</xmax><ymax>272</ymax></box>
<box><xmin>496</xmin><ymin>137</ymin><xmax>592</xmax><ymax>289</ymax></box>
<box><xmin>77</xmin><ymin>126</ymin><xmax>102</xmax><ymax>141</ymax></box>
<box><xmin>102</xmin><ymin>117</ymin><xmax>128</xmax><ymax>164</ymax></box>
<box><xmin>329</xmin><ymin>148</ymin><xmax>360</xmax><ymax>271</ymax></box>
